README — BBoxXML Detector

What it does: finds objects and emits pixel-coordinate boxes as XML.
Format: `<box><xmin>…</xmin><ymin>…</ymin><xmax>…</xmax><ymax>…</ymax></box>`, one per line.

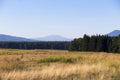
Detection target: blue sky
<box><xmin>0</xmin><ymin>0</ymin><xmax>120</xmax><ymax>38</ymax></box>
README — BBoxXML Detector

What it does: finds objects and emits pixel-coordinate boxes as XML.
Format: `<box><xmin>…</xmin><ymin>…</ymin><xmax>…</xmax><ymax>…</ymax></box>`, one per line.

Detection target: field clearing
<box><xmin>0</xmin><ymin>49</ymin><xmax>120</xmax><ymax>80</ymax></box>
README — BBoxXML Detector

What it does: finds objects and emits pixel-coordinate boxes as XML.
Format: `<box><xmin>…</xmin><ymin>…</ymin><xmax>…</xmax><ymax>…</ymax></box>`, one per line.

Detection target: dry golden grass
<box><xmin>1</xmin><ymin>64</ymin><xmax>111</xmax><ymax>80</ymax></box>
<box><xmin>0</xmin><ymin>49</ymin><xmax>120</xmax><ymax>80</ymax></box>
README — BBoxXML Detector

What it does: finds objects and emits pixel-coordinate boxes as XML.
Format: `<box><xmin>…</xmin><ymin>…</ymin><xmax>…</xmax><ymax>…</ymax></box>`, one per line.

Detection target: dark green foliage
<box><xmin>69</xmin><ymin>39</ymin><xmax>80</xmax><ymax>51</ymax></box>
<box><xmin>69</xmin><ymin>35</ymin><xmax>120</xmax><ymax>53</ymax></box>
<box><xmin>37</xmin><ymin>57</ymin><xmax>76</xmax><ymax>63</ymax></box>
<box><xmin>82</xmin><ymin>34</ymin><xmax>90</xmax><ymax>51</ymax></box>
<box><xmin>0</xmin><ymin>41</ymin><xmax>70</xmax><ymax>50</ymax></box>
<box><xmin>89</xmin><ymin>35</ymin><xmax>97</xmax><ymax>51</ymax></box>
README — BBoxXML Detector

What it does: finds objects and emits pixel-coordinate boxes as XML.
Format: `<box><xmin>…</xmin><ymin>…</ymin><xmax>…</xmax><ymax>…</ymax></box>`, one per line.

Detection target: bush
<box><xmin>37</xmin><ymin>57</ymin><xmax>76</xmax><ymax>63</ymax></box>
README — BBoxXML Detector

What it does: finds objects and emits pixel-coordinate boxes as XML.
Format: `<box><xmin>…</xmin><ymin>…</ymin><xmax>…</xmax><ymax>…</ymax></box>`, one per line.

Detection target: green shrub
<box><xmin>37</xmin><ymin>57</ymin><xmax>76</xmax><ymax>63</ymax></box>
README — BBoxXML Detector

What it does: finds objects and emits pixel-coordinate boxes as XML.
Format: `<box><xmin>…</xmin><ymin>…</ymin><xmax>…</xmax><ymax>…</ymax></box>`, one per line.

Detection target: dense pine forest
<box><xmin>69</xmin><ymin>35</ymin><xmax>120</xmax><ymax>53</ymax></box>
<box><xmin>0</xmin><ymin>35</ymin><xmax>120</xmax><ymax>53</ymax></box>
<box><xmin>0</xmin><ymin>42</ymin><xmax>70</xmax><ymax>50</ymax></box>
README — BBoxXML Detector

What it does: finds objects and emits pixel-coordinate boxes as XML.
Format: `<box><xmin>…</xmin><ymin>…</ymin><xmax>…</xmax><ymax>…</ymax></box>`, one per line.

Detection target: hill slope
<box><xmin>0</xmin><ymin>34</ymin><xmax>34</xmax><ymax>41</ymax></box>
<box><xmin>107</xmin><ymin>30</ymin><xmax>120</xmax><ymax>37</ymax></box>
<box><xmin>34</xmin><ymin>35</ymin><xmax>72</xmax><ymax>41</ymax></box>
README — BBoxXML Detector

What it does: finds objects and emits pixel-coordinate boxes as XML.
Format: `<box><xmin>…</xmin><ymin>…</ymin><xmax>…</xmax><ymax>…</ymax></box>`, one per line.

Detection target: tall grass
<box><xmin>1</xmin><ymin>64</ymin><xmax>120</xmax><ymax>80</ymax></box>
<box><xmin>0</xmin><ymin>49</ymin><xmax>120</xmax><ymax>80</ymax></box>
<box><xmin>37</xmin><ymin>57</ymin><xmax>77</xmax><ymax>63</ymax></box>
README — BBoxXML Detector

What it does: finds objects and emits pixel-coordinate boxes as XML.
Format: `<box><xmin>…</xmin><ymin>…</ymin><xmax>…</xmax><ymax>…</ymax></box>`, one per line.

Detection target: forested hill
<box><xmin>1</xmin><ymin>34</ymin><xmax>120</xmax><ymax>53</ymax></box>
<box><xmin>0</xmin><ymin>42</ymin><xmax>70</xmax><ymax>50</ymax></box>
<box><xmin>69</xmin><ymin>35</ymin><xmax>120</xmax><ymax>53</ymax></box>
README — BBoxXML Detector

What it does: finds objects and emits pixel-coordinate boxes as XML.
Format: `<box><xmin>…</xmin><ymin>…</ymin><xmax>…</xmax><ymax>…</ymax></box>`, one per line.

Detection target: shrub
<box><xmin>37</xmin><ymin>57</ymin><xmax>76</xmax><ymax>63</ymax></box>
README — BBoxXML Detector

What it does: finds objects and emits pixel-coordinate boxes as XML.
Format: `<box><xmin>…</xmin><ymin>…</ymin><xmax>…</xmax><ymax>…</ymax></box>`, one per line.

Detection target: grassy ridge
<box><xmin>0</xmin><ymin>49</ymin><xmax>120</xmax><ymax>80</ymax></box>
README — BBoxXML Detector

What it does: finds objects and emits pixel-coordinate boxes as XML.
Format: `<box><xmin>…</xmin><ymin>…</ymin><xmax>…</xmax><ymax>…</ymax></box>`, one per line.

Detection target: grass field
<box><xmin>0</xmin><ymin>49</ymin><xmax>120</xmax><ymax>80</ymax></box>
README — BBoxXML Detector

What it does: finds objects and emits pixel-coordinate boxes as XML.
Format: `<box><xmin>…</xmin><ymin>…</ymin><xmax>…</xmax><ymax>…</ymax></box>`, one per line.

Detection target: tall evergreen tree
<box><xmin>69</xmin><ymin>34</ymin><xmax>120</xmax><ymax>53</ymax></box>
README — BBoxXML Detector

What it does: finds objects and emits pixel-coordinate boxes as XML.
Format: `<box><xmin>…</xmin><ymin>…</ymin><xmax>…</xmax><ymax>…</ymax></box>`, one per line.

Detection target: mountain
<box><xmin>0</xmin><ymin>34</ymin><xmax>72</xmax><ymax>41</ymax></box>
<box><xmin>34</xmin><ymin>35</ymin><xmax>72</xmax><ymax>41</ymax></box>
<box><xmin>107</xmin><ymin>30</ymin><xmax>120</xmax><ymax>37</ymax></box>
<box><xmin>0</xmin><ymin>34</ymin><xmax>34</xmax><ymax>41</ymax></box>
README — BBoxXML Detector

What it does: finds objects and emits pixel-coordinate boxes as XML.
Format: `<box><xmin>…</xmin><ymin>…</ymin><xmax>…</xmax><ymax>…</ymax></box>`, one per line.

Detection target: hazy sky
<box><xmin>0</xmin><ymin>0</ymin><xmax>120</xmax><ymax>38</ymax></box>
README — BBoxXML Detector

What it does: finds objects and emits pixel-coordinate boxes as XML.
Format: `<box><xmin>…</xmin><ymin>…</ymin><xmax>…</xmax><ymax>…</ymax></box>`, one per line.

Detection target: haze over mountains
<box><xmin>0</xmin><ymin>34</ymin><xmax>72</xmax><ymax>41</ymax></box>
<box><xmin>0</xmin><ymin>30</ymin><xmax>120</xmax><ymax>41</ymax></box>
<box><xmin>0</xmin><ymin>34</ymin><xmax>34</xmax><ymax>41</ymax></box>
<box><xmin>107</xmin><ymin>30</ymin><xmax>120</xmax><ymax>37</ymax></box>
<box><xmin>34</xmin><ymin>35</ymin><xmax>72</xmax><ymax>41</ymax></box>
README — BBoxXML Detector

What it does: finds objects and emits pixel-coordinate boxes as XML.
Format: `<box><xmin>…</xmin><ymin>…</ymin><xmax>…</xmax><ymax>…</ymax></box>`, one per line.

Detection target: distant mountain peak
<box><xmin>34</xmin><ymin>35</ymin><xmax>72</xmax><ymax>41</ymax></box>
<box><xmin>107</xmin><ymin>30</ymin><xmax>120</xmax><ymax>37</ymax></box>
<box><xmin>0</xmin><ymin>34</ymin><xmax>34</xmax><ymax>41</ymax></box>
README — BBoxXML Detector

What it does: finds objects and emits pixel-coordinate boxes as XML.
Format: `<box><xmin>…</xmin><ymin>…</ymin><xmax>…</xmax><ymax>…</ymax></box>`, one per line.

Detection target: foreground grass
<box><xmin>0</xmin><ymin>49</ymin><xmax>120</xmax><ymax>80</ymax></box>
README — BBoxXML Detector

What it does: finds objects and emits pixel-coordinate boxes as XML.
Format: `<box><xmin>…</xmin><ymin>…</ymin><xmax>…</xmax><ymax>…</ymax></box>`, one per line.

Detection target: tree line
<box><xmin>1</xmin><ymin>35</ymin><xmax>120</xmax><ymax>53</ymax></box>
<box><xmin>0</xmin><ymin>42</ymin><xmax>70</xmax><ymax>50</ymax></box>
<box><xmin>69</xmin><ymin>35</ymin><xmax>120</xmax><ymax>53</ymax></box>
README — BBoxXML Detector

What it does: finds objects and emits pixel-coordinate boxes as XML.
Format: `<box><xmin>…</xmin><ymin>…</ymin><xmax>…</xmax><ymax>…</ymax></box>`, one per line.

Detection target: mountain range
<box><xmin>107</xmin><ymin>30</ymin><xmax>120</xmax><ymax>37</ymax></box>
<box><xmin>0</xmin><ymin>30</ymin><xmax>120</xmax><ymax>41</ymax></box>
<box><xmin>34</xmin><ymin>35</ymin><xmax>71</xmax><ymax>41</ymax></box>
<box><xmin>0</xmin><ymin>34</ymin><xmax>72</xmax><ymax>41</ymax></box>
<box><xmin>0</xmin><ymin>34</ymin><xmax>34</xmax><ymax>41</ymax></box>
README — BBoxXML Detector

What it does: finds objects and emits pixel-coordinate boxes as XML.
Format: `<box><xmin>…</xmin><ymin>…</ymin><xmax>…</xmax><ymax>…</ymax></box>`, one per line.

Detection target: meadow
<box><xmin>0</xmin><ymin>49</ymin><xmax>120</xmax><ymax>80</ymax></box>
